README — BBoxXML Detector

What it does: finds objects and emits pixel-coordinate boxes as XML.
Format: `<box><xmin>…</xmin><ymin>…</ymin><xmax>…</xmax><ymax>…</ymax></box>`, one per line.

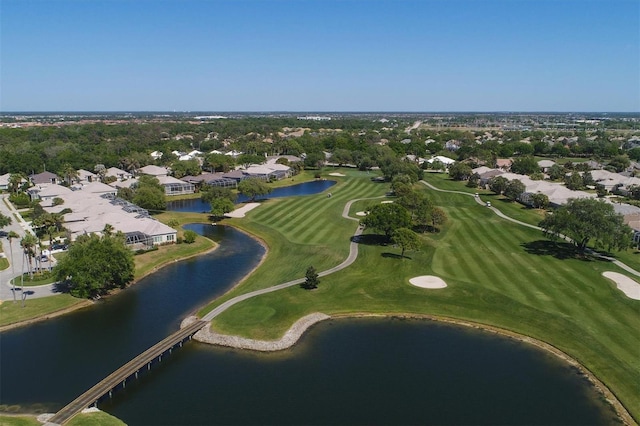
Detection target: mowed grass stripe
<box><xmin>278</xmin><ymin>181</ymin><xmax>382</xmax><ymax>244</ymax></box>
<box><xmin>436</xmin><ymin>191</ymin><xmax>631</xmax><ymax>348</ymax></box>
<box><xmin>464</xmin><ymin>217</ymin><xmax>544</xmax><ymax>307</ymax></box>
<box><xmin>432</xmin><ymin>214</ymin><xmax>489</xmax><ymax>286</ymax></box>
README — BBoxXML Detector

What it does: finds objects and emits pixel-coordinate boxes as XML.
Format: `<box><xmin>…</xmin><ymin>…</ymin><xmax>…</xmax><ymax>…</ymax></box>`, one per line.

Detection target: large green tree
<box><xmin>488</xmin><ymin>176</ymin><xmax>509</xmax><ymax>195</ymax></box>
<box><xmin>210</xmin><ymin>198</ymin><xmax>235</xmax><ymax>219</ymax></box>
<box><xmin>539</xmin><ymin>198</ymin><xmax>632</xmax><ymax>252</ymax></box>
<box><xmin>504</xmin><ymin>179</ymin><xmax>526</xmax><ymax>201</ymax></box>
<box><xmin>237</xmin><ymin>178</ymin><xmax>272</xmax><ymax>201</ymax></box>
<box><xmin>360</xmin><ymin>203</ymin><xmax>411</xmax><ymax>239</ymax></box>
<box><xmin>391</xmin><ymin>228</ymin><xmax>421</xmax><ymax>258</ymax></box>
<box><xmin>55</xmin><ymin>233</ymin><xmax>134</xmax><ymax>298</ymax></box>
<box><xmin>133</xmin><ymin>175</ymin><xmax>166</xmax><ymax>211</ymax></box>
<box><xmin>448</xmin><ymin>162</ymin><xmax>472</xmax><ymax>181</ymax></box>
<box><xmin>510</xmin><ymin>156</ymin><xmax>540</xmax><ymax>175</ymax></box>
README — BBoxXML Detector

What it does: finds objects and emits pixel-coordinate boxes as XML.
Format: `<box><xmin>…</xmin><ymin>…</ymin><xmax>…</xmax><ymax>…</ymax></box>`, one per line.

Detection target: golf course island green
<box><xmin>197</xmin><ymin>169</ymin><xmax>639</xmax><ymax>424</ymax></box>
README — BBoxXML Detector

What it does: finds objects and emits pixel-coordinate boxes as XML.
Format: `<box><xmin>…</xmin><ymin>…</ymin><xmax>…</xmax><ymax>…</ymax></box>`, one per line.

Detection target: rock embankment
<box><xmin>187</xmin><ymin>313</ymin><xmax>330</xmax><ymax>351</ymax></box>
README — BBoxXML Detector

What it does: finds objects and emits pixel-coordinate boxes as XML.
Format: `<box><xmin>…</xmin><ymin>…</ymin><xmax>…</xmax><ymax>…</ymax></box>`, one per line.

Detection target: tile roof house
<box><xmin>44</xmin><ymin>190</ymin><xmax>176</xmax><ymax>247</ymax></box>
<box><xmin>105</xmin><ymin>167</ymin><xmax>133</xmax><ymax>181</ymax></box>
<box><xmin>27</xmin><ymin>184</ymin><xmax>73</xmax><ymax>204</ymax></box>
<box><xmin>138</xmin><ymin>165</ymin><xmax>169</xmax><ymax>177</ymax></box>
<box><xmin>29</xmin><ymin>171</ymin><xmax>60</xmax><ymax>185</ymax></box>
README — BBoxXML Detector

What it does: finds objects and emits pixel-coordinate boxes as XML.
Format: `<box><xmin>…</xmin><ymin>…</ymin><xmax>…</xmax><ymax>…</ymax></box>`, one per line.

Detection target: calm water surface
<box><xmin>167</xmin><ymin>179</ymin><xmax>336</xmax><ymax>212</ymax></box>
<box><xmin>0</xmin><ymin>224</ymin><xmax>619</xmax><ymax>425</ymax></box>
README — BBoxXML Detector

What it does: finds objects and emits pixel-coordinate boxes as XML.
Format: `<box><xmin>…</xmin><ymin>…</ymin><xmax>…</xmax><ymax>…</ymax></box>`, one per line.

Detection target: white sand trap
<box><xmin>381</xmin><ymin>200</ymin><xmax>394</xmax><ymax>204</ymax></box>
<box><xmin>602</xmin><ymin>272</ymin><xmax>640</xmax><ymax>300</ymax></box>
<box><xmin>409</xmin><ymin>275</ymin><xmax>448</xmax><ymax>289</ymax></box>
<box><xmin>355</xmin><ymin>211</ymin><xmax>367</xmax><ymax>216</ymax></box>
<box><xmin>329</xmin><ymin>172</ymin><xmax>346</xmax><ymax>177</ymax></box>
<box><xmin>225</xmin><ymin>203</ymin><xmax>261</xmax><ymax>218</ymax></box>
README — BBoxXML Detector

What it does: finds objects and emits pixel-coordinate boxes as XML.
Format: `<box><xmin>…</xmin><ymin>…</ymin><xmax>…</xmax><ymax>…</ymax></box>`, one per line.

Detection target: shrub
<box><xmin>183</xmin><ymin>230</ymin><xmax>197</xmax><ymax>244</ymax></box>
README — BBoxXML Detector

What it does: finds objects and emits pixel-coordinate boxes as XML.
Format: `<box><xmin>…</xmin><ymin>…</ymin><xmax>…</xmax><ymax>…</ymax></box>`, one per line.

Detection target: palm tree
<box><xmin>20</xmin><ymin>234</ymin><xmax>38</xmax><ymax>280</ymax></box>
<box><xmin>103</xmin><ymin>223</ymin><xmax>114</xmax><ymax>236</ymax></box>
<box><xmin>61</xmin><ymin>163</ymin><xmax>79</xmax><ymax>186</ymax></box>
<box><xmin>8</xmin><ymin>173</ymin><xmax>26</xmax><ymax>193</ymax></box>
<box><xmin>7</xmin><ymin>231</ymin><xmax>19</xmax><ymax>303</ymax></box>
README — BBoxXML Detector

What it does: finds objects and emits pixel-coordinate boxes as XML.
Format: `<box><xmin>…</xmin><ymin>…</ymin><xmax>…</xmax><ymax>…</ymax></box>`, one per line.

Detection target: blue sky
<box><xmin>1</xmin><ymin>0</ymin><xmax>638</xmax><ymax>111</ymax></box>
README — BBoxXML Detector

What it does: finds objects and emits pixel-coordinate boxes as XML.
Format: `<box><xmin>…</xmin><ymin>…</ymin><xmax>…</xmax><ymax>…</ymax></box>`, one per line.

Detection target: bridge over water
<box><xmin>46</xmin><ymin>320</ymin><xmax>207</xmax><ymax>426</ymax></box>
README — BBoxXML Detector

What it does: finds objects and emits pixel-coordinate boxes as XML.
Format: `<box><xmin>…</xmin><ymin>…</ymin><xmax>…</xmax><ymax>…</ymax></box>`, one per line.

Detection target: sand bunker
<box><xmin>329</xmin><ymin>172</ymin><xmax>346</xmax><ymax>177</ymax></box>
<box><xmin>225</xmin><ymin>203</ymin><xmax>261</xmax><ymax>218</ymax></box>
<box><xmin>602</xmin><ymin>272</ymin><xmax>640</xmax><ymax>300</ymax></box>
<box><xmin>409</xmin><ymin>275</ymin><xmax>448</xmax><ymax>289</ymax></box>
<box><xmin>381</xmin><ymin>200</ymin><xmax>394</xmax><ymax>204</ymax></box>
<box><xmin>355</xmin><ymin>211</ymin><xmax>367</xmax><ymax>216</ymax></box>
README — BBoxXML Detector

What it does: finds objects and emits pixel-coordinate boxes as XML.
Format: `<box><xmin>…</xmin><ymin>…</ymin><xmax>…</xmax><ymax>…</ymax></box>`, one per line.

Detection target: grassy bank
<box><xmin>0</xmin><ymin>295</ymin><xmax>89</xmax><ymax>329</ymax></box>
<box><xmin>204</xmin><ymin>169</ymin><xmax>640</xmax><ymax>422</ymax></box>
<box><xmin>0</xmin><ymin>211</ymin><xmax>215</xmax><ymax>329</ymax></box>
<box><xmin>0</xmin><ymin>411</ymin><xmax>125</xmax><ymax>426</ymax></box>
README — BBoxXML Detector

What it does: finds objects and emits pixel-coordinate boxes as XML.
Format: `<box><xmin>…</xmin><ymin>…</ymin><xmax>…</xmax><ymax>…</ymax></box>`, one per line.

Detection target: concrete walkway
<box><xmin>0</xmin><ymin>195</ymin><xmax>58</xmax><ymax>302</ymax></box>
<box><xmin>419</xmin><ymin>180</ymin><xmax>640</xmax><ymax>278</ymax></box>
<box><xmin>201</xmin><ymin>196</ymin><xmax>385</xmax><ymax>322</ymax></box>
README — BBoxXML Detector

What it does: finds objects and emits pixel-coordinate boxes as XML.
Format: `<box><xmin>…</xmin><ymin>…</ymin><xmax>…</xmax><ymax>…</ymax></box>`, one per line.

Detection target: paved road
<box><xmin>201</xmin><ymin>196</ymin><xmax>384</xmax><ymax>322</ymax></box>
<box><xmin>419</xmin><ymin>180</ymin><xmax>640</xmax><ymax>278</ymax></box>
<box><xmin>0</xmin><ymin>195</ymin><xmax>59</xmax><ymax>302</ymax></box>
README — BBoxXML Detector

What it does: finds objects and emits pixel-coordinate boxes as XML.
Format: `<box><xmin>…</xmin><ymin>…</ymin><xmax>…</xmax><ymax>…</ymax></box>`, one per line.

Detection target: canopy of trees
<box><xmin>55</xmin><ymin>233</ymin><xmax>135</xmax><ymax>298</ymax></box>
<box><xmin>539</xmin><ymin>198</ymin><xmax>631</xmax><ymax>251</ymax></box>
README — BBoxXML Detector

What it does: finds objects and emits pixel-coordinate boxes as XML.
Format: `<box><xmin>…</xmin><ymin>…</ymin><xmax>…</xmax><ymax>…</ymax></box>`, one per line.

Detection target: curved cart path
<box><xmin>201</xmin><ymin>196</ymin><xmax>385</xmax><ymax>322</ymax></box>
<box><xmin>419</xmin><ymin>180</ymin><xmax>640</xmax><ymax>278</ymax></box>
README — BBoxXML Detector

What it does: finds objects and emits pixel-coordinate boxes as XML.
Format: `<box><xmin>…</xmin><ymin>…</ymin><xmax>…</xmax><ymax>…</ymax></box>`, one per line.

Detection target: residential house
<box><xmin>156</xmin><ymin>176</ymin><xmax>195</xmax><ymax>196</ymax></box>
<box><xmin>0</xmin><ymin>173</ymin><xmax>10</xmax><ymax>191</ymax></box>
<box><xmin>29</xmin><ymin>171</ymin><xmax>60</xmax><ymax>185</ymax></box>
<box><xmin>105</xmin><ymin>167</ymin><xmax>132</xmax><ymax>182</ymax></box>
<box><xmin>537</xmin><ymin>160</ymin><xmax>556</xmax><ymax>172</ymax></box>
<box><xmin>138</xmin><ymin>165</ymin><xmax>169</xmax><ymax>178</ymax></box>
<box><xmin>77</xmin><ymin>169</ymin><xmax>97</xmax><ymax>183</ymax></box>
<box><xmin>27</xmin><ymin>184</ymin><xmax>73</xmax><ymax>204</ymax></box>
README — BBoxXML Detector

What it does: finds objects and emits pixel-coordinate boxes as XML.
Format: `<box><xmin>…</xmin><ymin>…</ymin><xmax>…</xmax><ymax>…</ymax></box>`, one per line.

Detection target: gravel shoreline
<box><xmin>184</xmin><ymin>313</ymin><xmax>330</xmax><ymax>351</ymax></box>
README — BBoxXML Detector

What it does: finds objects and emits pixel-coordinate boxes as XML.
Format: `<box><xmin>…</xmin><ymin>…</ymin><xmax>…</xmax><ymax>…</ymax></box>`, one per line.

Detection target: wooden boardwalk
<box><xmin>46</xmin><ymin>320</ymin><xmax>207</xmax><ymax>426</ymax></box>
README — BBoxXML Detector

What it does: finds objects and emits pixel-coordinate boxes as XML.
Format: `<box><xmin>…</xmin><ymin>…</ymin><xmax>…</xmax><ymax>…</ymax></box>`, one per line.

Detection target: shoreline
<box><xmin>191</xmin><ymin>222</ymin><xmax>269</xmax><ymax>318</ymax></box>
<box><xmin>0</xmin><ymin>299</ymin><xmax>93</xmax><ymax>332</ymax></box>
<box><xmin>188</xmin><ymin>311</ymin><xmax>636</xmax><ymax>426</ymax></box>
<box><xmin>0</xmin><ymin>225</ymin><xmax>219</xmax><ymax>332</ymax></box>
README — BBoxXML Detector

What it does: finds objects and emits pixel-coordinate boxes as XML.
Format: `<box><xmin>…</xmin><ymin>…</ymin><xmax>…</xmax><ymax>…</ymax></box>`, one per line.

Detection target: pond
<box><xmin>167</xmin><ymin>179</ymin><xmax>336</xmax><ymax>213</ymax></box>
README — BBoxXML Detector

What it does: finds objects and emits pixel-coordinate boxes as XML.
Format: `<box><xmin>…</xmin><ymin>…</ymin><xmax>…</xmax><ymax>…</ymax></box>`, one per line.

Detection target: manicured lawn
<box><xmin>0</xmin><ymin>257</ymin><xmax>8</xmax><ymax>271</ymax></box>
<box><xmin>67</xmin><ymin>410</ymin><xmax>126</xmax><ymax>426</ymax></box>
<box><xmin>0</xmin><ymin>415</ymin><xmax>40</xmax><ymax>426</ymax></box>
<box><xmin>10</xmin><ymin>273</ymin><xmax>55</xmax><ymax>287</ymax></box>
<box><xmin>204</xmin><ymin>169</ymin><xmax>640</xmax><ymax>422</ymax></box>
<box><xmin>0</xmin><ymin>295</ymin><xmax>87</xmax><ymax>328</ymax></box>
<box><xmin>198</xmin><ymin>170</ymin><xmax>390</xmax><ymax>313</ymax></box>
<box><xmin>0</xmin><ymin>411</ymin><xmax>125</xmax><ymax>426</ymax></box>
<box><xmin>133</xmin><ymin>232</ymin><xmax>216</xmax><ymax>280</ymax></box>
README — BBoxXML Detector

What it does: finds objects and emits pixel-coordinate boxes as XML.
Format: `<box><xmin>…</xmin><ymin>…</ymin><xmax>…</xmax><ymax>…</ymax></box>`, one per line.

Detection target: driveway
<box><xmin>0</xmin><ymin>194</ymin><xmax>59</xmax><ymax>302</ymax></box>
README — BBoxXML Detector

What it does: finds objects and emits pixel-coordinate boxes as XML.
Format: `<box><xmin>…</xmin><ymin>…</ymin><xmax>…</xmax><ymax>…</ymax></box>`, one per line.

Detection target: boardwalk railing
<box><xmin>46</xmin><ymin>320</ymin><xmax>207</xmax><ymax>426</ymax></box>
